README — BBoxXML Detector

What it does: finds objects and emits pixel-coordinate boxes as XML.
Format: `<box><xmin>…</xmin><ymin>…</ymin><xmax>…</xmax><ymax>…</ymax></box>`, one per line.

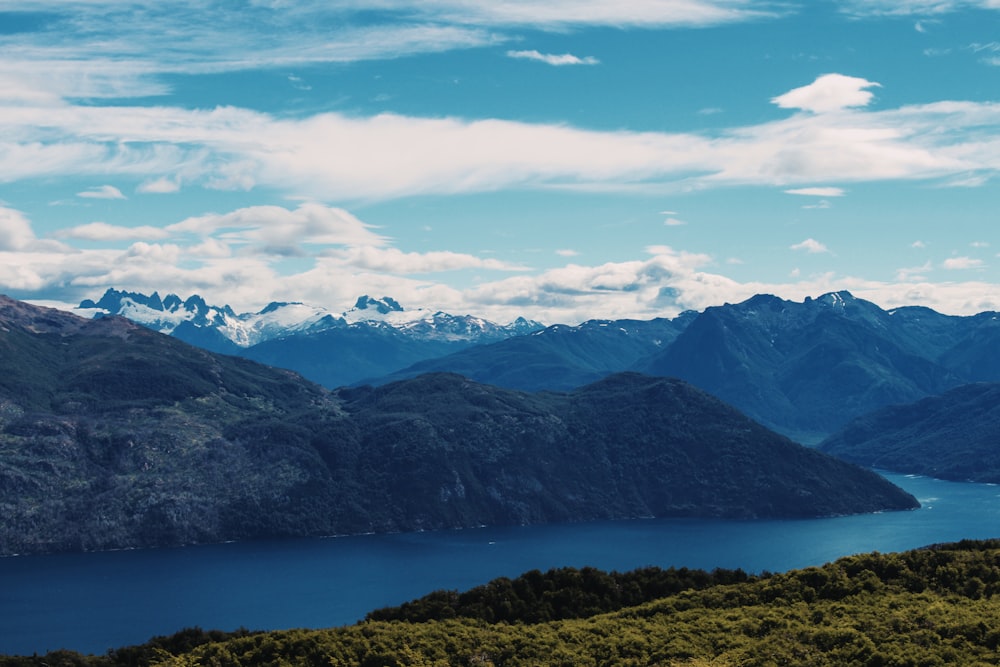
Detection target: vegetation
<box><xmin>3</xmin><ymin>540</ymin><xmax>999</xmax><ymax>666</ymax></box>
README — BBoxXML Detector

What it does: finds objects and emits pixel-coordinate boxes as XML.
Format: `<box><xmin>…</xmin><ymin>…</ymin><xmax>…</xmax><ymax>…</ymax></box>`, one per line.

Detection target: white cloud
<box><xmin>784</xmin><ymin>187</ymin><xmax>846</xmax><ymax>197</ymax></box>
<box><xmin>664</xmin><ymin>217</ymin><xmax>687</xmax><ymax>226</ymax></box>
<box><xmin>556</xmin><ymin>249</ymin><xmax>579</xmax><ymax>257</ymax></box>
<box><xmin>771</xmin><ymin>74</ymin><xmax>882</xmax><ymax>113</ymax></box>
<box><xmin>325</xmin><ymin>246</ymin><xmax>527</xmax><ymax>274</ymax></box>
<box><xmin>840</xmin><ymin>1</ymin><xmax>1000</xmax><ymax>16</ymax></box>
<box><xmin>76</xmin><ymin>185</ymin><xmax>126</xmax><ymax>200</ymax></box>
<box><xmin>942</xmin><ymin>256</ymin><xmax>985</xmax><ymax>269</ymax></box>
<box><xmin>791</xmin><ymin>238</ymin><xmax>830</xmax><ymax>254</ymax></box>
<box><xmin>55</xmin><ymin>222</ymin><xmax>170</xmax><ymax>242</ymax></box>
<box><xmin>7</xmin><ymin>202</ymin><xmax>1000</xmax><ymax>323</ymax></box>
<box><xmin>0</xmin><ymin>1</ymin><xmax>781</xmax><ymax>107</ymax></box>
<box><xmin>166</xmin><ymin>203</ymin><xmax>389</xmax><ymax>249</ymax></box>
<box><xmin>4</xmin><ymin>74</ymin><xmax>998</xmax><ymax>200</ymax></box>
<box><xmin>506</xmin><ymin>50</ymin><xmax>599</xmax><ymax>66</ymax></box>
<box><xmin>138</xmin><ymin>177</ymin><xmax>181</xmax><ymax>194</ymax></box>
<box><xmin>971</xmin><ymin>240</ymin><xmax>990</xmax><ymax>247</ymax></box>
<box><xmin>912</xmin><ymin>240</ymin><xmax>927</xmax><ymax>248</ymax></box>
<box><xmin>411</xmin><ymin>0</ymin><xmax>783</xmax><ymax>28</ymax></box>
<box><xmin>0</xmin><ymin>207</ymin><xmax>37</xmax><ymax>251</ymax></box>
<box><xmin>895</xmin><ymin>261</ymin><xmax>933</xmax><ymax>281</ymax></box>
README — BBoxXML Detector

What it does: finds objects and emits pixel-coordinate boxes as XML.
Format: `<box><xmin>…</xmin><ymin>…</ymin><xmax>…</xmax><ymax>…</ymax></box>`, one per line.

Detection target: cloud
<box><xmin>0</xmin><ymin>1</ymin><xmax>783</xmax><ymax>107</ymax></box>
<box><xmin>55</xmin><ymin>222</ymin><xmax>170</xmax><ymax>242</ymax></box>
<box><xmin>324</xmin><ymin>246</ymin><xmax>528</xmax><ymax>274</ymax></box>
<box><xmin>5</xmin><ymin>72</ymin><xmax>998</xmax><ymax>201</ymax></box>
<box><xmin>896</xmin><ymin>261</ymin><xmax>933</xmax><ymax>281</ymax></box>
<box><xmin>556</xmin><ymin>249</ymin><xmax>579</xmax><ymax>257</ymax></box>
<box><xmin>0</xmin><ymin>207</ymin><xmax>37</xmax><ymax>251</ymax></box>
<box><xmin>971</xmin><ymin>240</ymin><xmax>990</xmax><ymax>247</ymax></box>
<box><xmin>802</xmin><ymin>199</ymin><xmax>832</xmax><ymax>209</ymax></box>
<box><xmin>77</xmin><ymin>185</ymin><xmax>126</xmax><ymax>200</ymax></box>
<box><xmin>138</xmin><ymin>177</ymin><xmax>181</xmax><ymax>194</ymax></box>
<box><xmin>414</xmin><ymin>0</ymin><xmax>784</xmax><ymax>28</ymax></box>
<box><xmin>791</xmin><ymin>238</ymin><xmax>830</xmax><ymax>254</ymax></box>
<box><xmin>506</xmin><ymin>50</ymin><xmax>599</xmax><ymax>66</ymax></box>
<box><xmin>912</xmin><ymin>240</ymin><xmax>927</xmax><ymax>248</ymax></box>
<box><xmin>166</xmin><ymin>203</ymin><xmax>389</xmax><ymax>250</ymax></box>
<box><xmin>784</xmin><ymin>187</ymin><xmax>846</xmax><ymax>197</ymax></box>
<box><xmin>840</xmin><ymin>1</ymin><xmax>1000</xmax><ymax>16</ymax></box>
<box><xmin>7</xmin><ymin>202</ymin><xmax>1000</xmax><ymax>324</ymax></box>
<box><xmin>942</xmin><ymin>256</ymin><xmax>985</xmax><ymax>269</ymax></box>
<box><xmin>771</xmin><ymin>74</ymin><xmax>882</xmax><ymax>113</ymax></box>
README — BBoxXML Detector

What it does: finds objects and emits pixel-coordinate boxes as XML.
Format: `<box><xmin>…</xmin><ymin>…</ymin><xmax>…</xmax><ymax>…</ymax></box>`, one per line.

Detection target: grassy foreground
<box><xmin>4</xmin><ymin>539</ymin><xmax>999</xmax><ymax>666</ymax></box>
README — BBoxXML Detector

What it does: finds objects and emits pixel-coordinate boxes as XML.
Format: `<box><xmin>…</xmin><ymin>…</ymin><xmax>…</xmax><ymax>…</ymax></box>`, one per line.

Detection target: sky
<box><xmin>2</xmin><ymin>0</ymin><xmax>1000</xmax><ymax>324</ymax></box>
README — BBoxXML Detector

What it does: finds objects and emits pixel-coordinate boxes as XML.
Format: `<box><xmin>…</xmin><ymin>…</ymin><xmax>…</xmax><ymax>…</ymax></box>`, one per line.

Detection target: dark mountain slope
<box><xmin>637</xmin><ymin>292</ymin><xmax>964</xmax><ymax>442</ymax></box>
<box><xmin>370</xmin><ymin>315</ymin><xmax>695</xmax><ymax>391</ymax></box>
<box><xmin>0</xmin><ymin>296</ymin><xmax>915</xmax><ymax>555</ymax></box>
<box><xmin>819</xmin><ymin>382</ymin><xmax>1000</xmax><ymax>482</ymax></box>
<box><xmin>337</xmin><ymin>371</ymin><xmax>918</xmax><ymax>525</ymax></box>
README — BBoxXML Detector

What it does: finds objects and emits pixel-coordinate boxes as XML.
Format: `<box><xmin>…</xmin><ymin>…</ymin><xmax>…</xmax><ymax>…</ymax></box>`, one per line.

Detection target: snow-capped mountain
<box><xmin>75</xmin><ymin>288</ymin><xmax>545</xmax><ymax>389</ymax></box>
<box><xmin>78</xmin><ymin>288</ymin><xmax>541</xmax><ymax>348</ymax></box>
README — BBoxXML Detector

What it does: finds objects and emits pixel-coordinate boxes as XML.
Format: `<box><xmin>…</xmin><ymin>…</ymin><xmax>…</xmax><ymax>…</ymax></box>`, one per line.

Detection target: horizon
<box><xmin>2</xmin><ymin>2</ymin><xmax>1000</xmax><ymax>322</ymax></box>
<box><xmin>19</xmin><ymin>285</ymin><xmax>990</xmax><ymax>328</ymax></box>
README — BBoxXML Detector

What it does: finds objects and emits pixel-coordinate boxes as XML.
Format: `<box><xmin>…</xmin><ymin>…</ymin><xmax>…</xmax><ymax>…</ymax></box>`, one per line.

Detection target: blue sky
<box><xmin>2</xmin><ymin>0</ymin><xmax>1000</xmax><ymax>324</ymax></box>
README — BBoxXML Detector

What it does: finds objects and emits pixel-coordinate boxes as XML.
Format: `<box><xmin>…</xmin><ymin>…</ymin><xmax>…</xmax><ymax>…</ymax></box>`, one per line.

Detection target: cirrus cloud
<box><xmin>506</xmin><ymin>50</ymin><xmax>599</xmax><ymax>66</ymax></box>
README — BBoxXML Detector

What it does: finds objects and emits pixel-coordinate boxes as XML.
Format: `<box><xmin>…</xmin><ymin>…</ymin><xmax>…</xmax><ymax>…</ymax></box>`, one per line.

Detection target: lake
<box><xmin>2</xmin><ymin>472</ymin><xmax>998</xmax><ymax>656</ymax></box>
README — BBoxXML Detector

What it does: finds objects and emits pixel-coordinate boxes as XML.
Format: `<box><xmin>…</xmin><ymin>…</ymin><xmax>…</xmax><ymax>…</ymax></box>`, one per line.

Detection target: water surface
<box><xmin>2</xmin><ymin>473</ymin><xmax>997</xmax><ymax>656</ymax></box>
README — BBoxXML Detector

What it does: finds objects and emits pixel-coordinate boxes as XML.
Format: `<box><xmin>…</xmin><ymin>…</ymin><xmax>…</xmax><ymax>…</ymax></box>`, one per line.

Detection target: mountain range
<box><xmin>78</xmin><ymin>289</ymin><xmax>542</xmax><ymax>389</ymax></box>
<box><xmin>0</xmin><ymin>295</ymin><xmax>917</xmax><ymax>555</ymax></box>
<box><xmin>342</xmin><ymin>290</ymin><xmax>1000</xmax><ymax>443</ymax></box>
<box><xmin>80</xmin><ymin>288</ymin><xmax>1000</xmax><ymax>443</ymax></box>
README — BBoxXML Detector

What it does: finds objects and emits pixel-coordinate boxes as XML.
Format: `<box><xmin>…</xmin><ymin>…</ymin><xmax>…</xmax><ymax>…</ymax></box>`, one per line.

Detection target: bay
<box><xmin>2</xmin><ymin>472</ymin><xmax>998</xmax><ymax>656</ymax></box>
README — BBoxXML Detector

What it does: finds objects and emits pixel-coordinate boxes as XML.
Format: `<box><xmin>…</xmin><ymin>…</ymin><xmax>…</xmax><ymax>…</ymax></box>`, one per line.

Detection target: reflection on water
<box><xmin>1</xmin><ymin>473</ymin><xmax>997</xmax><ymax>655</ymax></box>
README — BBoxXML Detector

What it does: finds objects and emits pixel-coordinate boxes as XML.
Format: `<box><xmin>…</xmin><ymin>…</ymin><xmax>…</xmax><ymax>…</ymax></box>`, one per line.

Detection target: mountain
<box><xmin>0</xmin><ymin>295</ymin><xmax>915</xmax><ymax>555</ymax></box>
<box><xmin>634</xmin><ymin>291</ymin><xmax>989</xmax><ymax>442</ymax></box>
<box><xmin>818</xmin><ymin>382</ymin><xmax>1000</xmax><ymax>483</ymax></box>
<box><xmin>369</xmin><ymin>314</ymin><xmax>698</xmax><ymax>390</ymax></box>
<box><xmin>77</xmin><ymin>288</ymin><xmax>543</xmax><ymax>388</ymax></box>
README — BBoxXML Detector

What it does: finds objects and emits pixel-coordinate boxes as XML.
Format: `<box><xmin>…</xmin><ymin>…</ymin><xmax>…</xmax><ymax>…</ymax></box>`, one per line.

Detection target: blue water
<box><xmin>2</xmin><ymin>472</ymin><xmax>998</xmax><ymax>656</ymax></box>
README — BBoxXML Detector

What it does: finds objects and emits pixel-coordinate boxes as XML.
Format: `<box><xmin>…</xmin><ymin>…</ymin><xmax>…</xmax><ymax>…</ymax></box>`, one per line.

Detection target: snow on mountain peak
<box><xmin>76</xmin><ymin>289</ymin><xmax>544</xmax><ymax>347</ymax></box>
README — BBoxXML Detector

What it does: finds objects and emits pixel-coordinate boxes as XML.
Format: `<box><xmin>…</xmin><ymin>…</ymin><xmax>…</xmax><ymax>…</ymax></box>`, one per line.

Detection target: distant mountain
<box><xmin>77</xmin><ymin>288</ymin><xmax>542</xmax><ymax>388</ymax></box>
<box><xmin>371</xmin><ymin>315</ymin><xmax>698</xmax><ymax>390</ymax></box>
<box><xmin>818</xmin><ymin>382</ymin><xmax>1000</xmax><ymax>483</ymax></box>
<box><xmin>0</xmin><ymin>295</ymin><xmax>916</xmax><ymax>555</ymax></box>
<box><xmin>634</xmin><ymin>291</ymin><xmax>996</xmax><ymax>442</ymax></box>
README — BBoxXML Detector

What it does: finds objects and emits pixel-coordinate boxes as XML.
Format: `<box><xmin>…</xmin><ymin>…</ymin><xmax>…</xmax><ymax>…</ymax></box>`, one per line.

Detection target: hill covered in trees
<box><xmin>4</xmin><ymin>540</ymin><xmax>999</xmax><ymax>665</ymax></box>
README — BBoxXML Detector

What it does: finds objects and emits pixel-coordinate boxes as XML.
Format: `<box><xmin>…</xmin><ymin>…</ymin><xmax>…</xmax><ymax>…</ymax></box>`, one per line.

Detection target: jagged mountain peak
<box><xmin>353</xmin><ymin>295</ymin><xmax>403</xmax><ymax>314</ymax></box>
